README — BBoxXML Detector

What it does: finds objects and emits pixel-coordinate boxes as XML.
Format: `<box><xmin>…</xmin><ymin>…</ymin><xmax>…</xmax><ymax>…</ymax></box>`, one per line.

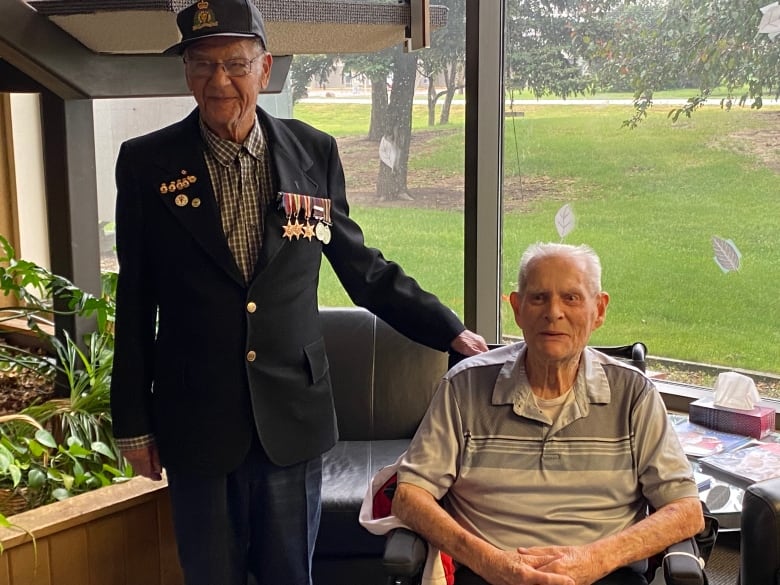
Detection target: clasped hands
<box><xmin>481</xmin><ymin>544</ymin><xmax>602</xmax><ymax>585</ymax></box>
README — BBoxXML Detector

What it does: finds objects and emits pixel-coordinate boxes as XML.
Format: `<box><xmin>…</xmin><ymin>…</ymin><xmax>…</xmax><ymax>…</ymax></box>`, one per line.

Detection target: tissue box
<box><xmin>689</xmin><ymin>398</ymin><xmax>775</xmax><ymax>439</ymax></box>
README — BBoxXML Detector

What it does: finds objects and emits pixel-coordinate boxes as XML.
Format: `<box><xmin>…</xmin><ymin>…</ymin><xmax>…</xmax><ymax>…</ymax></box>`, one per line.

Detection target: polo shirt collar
<box><xmin>492</xmin><ymin>344</ymin><xmax>612</xmax><ymax>414</ymax></box>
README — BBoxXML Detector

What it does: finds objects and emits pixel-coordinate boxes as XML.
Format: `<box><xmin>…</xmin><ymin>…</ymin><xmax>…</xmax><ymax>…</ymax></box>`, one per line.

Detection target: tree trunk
<box><xmin>376</xmin><ymin>51</ymin><xmax>417</xmax><ymax>200</ymax></box>
<box><xmin>368</xmin><ymin>73</ymin><xmax>389</xmax><ymax>142</ymax></box>
<box><xmin>440</xmin><ymin>62</ymin><xmax>459</xmax><ymax>125</ymax></box>
<box><xmin>427</xmin><ymin>75</ymin><xmax>437</xmax><ymax>127</ymax></box>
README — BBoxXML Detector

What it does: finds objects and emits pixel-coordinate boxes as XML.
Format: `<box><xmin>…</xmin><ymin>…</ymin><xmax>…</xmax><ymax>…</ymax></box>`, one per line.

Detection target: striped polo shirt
<box><xmin>398</xmin><ymin>343</ymin><xmax>697</xmax><ymax>551</ymax></box>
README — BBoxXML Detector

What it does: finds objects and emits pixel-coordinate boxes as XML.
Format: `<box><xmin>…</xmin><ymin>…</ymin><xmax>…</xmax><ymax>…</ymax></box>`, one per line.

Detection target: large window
<box><xmin>500</xmin><ymin>1</ymin><xmax>780</xmax><ymax>399</ymax></box>
<box><xmin>55</xmin><ymin>0</ymin><xmax>780</xmax><ymax>401</ymax></box>
<box><xmin>293</xmin><ymin>0</ymin><xmax>467</xmax><ymax>317</ymax></box>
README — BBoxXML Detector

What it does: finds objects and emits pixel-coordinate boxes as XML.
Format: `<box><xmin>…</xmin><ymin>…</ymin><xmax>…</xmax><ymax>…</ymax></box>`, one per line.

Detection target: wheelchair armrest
<box><xmin>383</xmin><ymin>527</ymin><xmax>427</xmax><ymax>579</ymax></box>
<box><xmin>662</xmin><ymin>537</ymin><xmax>705</xmax><ymax>585</ymax></box>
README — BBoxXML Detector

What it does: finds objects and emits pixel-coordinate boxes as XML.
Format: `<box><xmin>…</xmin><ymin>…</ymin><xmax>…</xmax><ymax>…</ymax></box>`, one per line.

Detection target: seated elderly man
<box><xmin>391</xmin><ymin>242</ymin><xmax>704</xmax><ymax>585</ymax></box>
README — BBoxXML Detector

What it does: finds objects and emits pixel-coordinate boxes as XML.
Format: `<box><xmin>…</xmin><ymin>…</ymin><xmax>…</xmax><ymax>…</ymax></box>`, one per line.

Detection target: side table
<box><xmin>691</xmin><ymin>460</ymin><xmax>744</xmax><ymax>531</ymax></box>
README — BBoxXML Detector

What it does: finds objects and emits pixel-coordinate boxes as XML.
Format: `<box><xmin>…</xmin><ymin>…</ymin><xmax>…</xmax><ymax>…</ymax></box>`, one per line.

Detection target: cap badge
<box><xmin>192</xmin><ymin>1</ymin><xmax>218</xmax><ymax>32</ymax></box>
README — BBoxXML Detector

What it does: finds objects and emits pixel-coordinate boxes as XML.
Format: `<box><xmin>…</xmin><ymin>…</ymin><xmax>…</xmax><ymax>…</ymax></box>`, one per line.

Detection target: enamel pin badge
<box><xmin>159</xmin><ymin>170</ymin><xmax>200</xmax><ymax>208</ymax></box>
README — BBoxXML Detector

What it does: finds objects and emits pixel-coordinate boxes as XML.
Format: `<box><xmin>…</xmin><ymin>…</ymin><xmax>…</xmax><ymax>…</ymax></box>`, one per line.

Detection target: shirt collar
<box><xmin>492</xmin><ymin>344</ymin><xmax>612</xmax><ymax>412</ymax></box>
<box><xmin>200</xmin><ymin>115</ymin><xmax>265</xmax><ymax>166</ymax></box>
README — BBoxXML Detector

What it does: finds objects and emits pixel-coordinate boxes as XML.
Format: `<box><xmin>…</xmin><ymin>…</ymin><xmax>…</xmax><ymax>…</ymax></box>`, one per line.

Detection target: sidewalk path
<box><xmin>300</xmin><ymin>90</ymin><xmax>780</xmax><ymax>108</ymax></box>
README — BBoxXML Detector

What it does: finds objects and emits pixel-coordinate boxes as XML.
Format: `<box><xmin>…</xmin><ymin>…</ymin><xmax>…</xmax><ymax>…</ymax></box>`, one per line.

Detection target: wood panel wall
<box><xmin>0</xmin><ymin>477</ymin><xmax>183</xmax><ymax>585</ymax></box>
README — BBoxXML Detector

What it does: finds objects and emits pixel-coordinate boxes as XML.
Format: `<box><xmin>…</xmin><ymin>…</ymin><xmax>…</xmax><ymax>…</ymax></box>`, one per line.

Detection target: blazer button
<box><xmin>247</xmin><ymin>302</ymin><xmax>257</xmax><ymax>313</ymax></box>
<box><xmin>246</xmin><ymin>350</ymin><xmax>257</xmax><ymax>362</ymax></box>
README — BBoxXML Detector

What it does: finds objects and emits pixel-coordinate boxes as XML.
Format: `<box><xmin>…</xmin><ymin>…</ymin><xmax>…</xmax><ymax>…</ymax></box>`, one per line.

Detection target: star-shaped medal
<box><xmin>303</xmin><ymin>221</ymin><xmax>316</xmax><ymax>241</ymax></box>
<box><xmin>291</xmin><ymin>219</ymin><xmax>304</xmax><ymax>240</ymax></box>
<box><xmin>282</xmin><ymin>219</ymin><xmax>295</xmax><ymax>240</ymax></box>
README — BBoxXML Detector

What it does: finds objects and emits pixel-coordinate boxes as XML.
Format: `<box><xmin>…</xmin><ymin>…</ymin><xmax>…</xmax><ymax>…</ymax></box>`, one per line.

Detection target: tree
<box><xmin>341</xmin><ymin>52</ymin><xmax>394</xmax><ymax>141</ymax></box>
<box><xmin>376</xmin><ymin>46</ymin><xmax>419</xmax><ymax>200</ymax></box>
<box><xmin>288</xmin><ymin>55</ymin><xmax>334</xmax><ymax>102</ymax></box>
<box><xmin>578</xmin><ymin>0</ymin><xmax>780</xmax><ymax>126</ymax></box>
<box><xmin>289</xmin><ymin>2</ymin><xmax>470</xmax><ymax>200</ymax></box>
<box><xmin>417</xmin><ymin>0</ymin><xmax>466</xmax><ymax>126</ymax></box>
<box><xmin>341</xmin><ymin>47</ymin><xmax>421</xmax><ymax>200</ymax></box>
<box><xmin>503</xmin><ymin>0</ymin><xmax>624</xmax><ymax>102</ymax></box>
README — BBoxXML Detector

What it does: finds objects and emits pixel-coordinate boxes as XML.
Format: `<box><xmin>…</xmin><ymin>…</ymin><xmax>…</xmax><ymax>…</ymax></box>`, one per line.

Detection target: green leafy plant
<box><xmin>0</xmin><ymin>413</ymin><xmax>129</xmax><ymax>512</ymax></box>
<box><xmin>0</xmin><ymin>235</ymin><xmax>132</xmax><ymax>521</ymax></box>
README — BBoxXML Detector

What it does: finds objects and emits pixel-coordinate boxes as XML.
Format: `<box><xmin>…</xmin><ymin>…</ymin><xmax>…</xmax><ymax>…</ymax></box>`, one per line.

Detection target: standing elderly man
<box><xmin>391</xmin><ymin>242</ymin><xmax>704</xmax><ymax>585</ymax></box>
<box><xmin>109</xmin><ymin>1</ymin><xmax>487</xmax><ymax>584</ymax></box>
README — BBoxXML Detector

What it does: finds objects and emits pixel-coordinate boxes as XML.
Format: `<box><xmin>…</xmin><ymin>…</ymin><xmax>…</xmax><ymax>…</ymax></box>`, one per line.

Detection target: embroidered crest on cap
<box><xmin>192</xmin><ymin>1</ymin><xmax>218</xmax><ymax>31</ymax></box>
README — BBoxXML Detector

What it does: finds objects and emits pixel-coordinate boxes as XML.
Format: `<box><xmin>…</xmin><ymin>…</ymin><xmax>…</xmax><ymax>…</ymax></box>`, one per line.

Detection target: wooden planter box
<box><xmin>0</xmin><ymin>477</ymin><xmax>183</xmax><ymax>585</ymax></box>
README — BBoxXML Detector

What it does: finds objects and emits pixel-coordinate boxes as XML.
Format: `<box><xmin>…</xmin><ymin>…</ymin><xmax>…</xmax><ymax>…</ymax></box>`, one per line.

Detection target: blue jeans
<box><xmin>166</xmin><ymin>437</ymin><xmax>323</xmax><ymax>585</ymax></box>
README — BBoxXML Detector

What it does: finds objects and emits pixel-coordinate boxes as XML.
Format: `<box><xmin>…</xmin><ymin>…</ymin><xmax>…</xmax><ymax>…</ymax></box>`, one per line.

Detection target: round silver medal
<box><xmin>315</xmin><ymin>222</ymin><xmax>332</xmax><ymax>244</ymax></box>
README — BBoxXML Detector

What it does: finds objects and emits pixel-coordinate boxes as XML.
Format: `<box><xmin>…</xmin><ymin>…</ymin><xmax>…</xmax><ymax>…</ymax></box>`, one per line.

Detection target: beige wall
<box><xmin>0</xmin><ymin>95</ymin><xmax>20</xmax><ymax>258</ymax></box>
<box><xmin>8</xmin><ymin>94</ymin><xmax>49</xmax><ymax>270</ymax></box>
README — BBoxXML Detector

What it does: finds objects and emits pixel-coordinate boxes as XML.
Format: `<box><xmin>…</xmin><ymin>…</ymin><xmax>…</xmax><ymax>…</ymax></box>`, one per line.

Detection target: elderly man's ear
<box><xmin>593</xmin><ymin>291</ymin><xmax>610</xmax><ymax>329</ymax></box>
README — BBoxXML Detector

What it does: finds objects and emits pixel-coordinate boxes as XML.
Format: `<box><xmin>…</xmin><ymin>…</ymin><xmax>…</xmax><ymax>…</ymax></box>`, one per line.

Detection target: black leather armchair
<box><xmin>740</xmin><ymin>476</ymin><xmax>780</xmax><ymax>585</ymax></box>
<box><xmin>313</xmin><ymin>307</ymin><xmax>449</xmax><ymax>585</ymax></box>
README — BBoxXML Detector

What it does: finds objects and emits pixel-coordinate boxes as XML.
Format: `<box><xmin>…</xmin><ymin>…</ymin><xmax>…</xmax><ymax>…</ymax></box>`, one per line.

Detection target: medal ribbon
<box><xmin>280</xmin><ymin>192</ymin><xmax>331</xmax><ymax>224</ymax></box>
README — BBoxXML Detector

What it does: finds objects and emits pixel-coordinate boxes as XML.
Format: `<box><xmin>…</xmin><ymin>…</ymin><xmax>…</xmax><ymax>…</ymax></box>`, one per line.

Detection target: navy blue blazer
<box><xmin>110</xmin><ymin>107</ymin><xmax>464</xmax><ymax>474</ymax></box>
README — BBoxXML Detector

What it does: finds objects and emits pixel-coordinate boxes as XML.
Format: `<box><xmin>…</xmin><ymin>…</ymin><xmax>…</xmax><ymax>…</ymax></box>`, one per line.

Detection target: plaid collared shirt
<box><xmin>200</xmin><ymin>115</ymin><xmax>274</xmax><ymax>284</ymax></box>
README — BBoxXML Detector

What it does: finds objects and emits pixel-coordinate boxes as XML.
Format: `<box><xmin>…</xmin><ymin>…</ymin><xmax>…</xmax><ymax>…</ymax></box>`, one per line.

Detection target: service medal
<box><xmin>315</xmin><ymin>222</ymin><xmax>331</xmax><ymax>244</ymax></box>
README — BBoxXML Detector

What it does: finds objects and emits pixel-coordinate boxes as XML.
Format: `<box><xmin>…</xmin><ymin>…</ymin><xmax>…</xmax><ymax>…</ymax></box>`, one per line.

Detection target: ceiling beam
<box><xmin>0</xmin><ymin>0</ymin><xmax>189</xmax><ymax>99</ymax></box>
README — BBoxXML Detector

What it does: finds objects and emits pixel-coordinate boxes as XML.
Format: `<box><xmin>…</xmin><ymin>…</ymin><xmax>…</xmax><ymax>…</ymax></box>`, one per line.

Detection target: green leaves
<box><xmin>0</xmin><ymin>240</ymin><xmax>130</xmax><ymax>514</ymax></box>
<box><xmin>0</xmin><ymin>419</ymin><xmax>132</xmax><ymax>510</ymax></box>
<box><xmin>585</xmin><ymin>0</ymin><xmax>779</xmax><ymax>125</ymax></box>
<box><xmin>0</xmin><ymin>234</ymin><xmax>116</xmax><ymax>339</ymax></box>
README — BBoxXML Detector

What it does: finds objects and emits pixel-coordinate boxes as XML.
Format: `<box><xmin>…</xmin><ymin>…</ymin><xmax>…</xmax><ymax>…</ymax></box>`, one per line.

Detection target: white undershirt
<box><xmin>533</xmin><ymin>388</ymin><xmax>575</xmax><ymax>422</ymax></box>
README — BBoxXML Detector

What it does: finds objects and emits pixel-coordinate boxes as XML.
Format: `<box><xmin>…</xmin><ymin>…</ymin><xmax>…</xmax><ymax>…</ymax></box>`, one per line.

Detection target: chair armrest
<box><xmin>383</xmin><ymin>528</ymin><xmax>427</xmax><ymax>578</ymax></box>
<box><xmin>662</xmin><ymin>538</ymin><xmax>705</xmax><ymax>585</ymax></box>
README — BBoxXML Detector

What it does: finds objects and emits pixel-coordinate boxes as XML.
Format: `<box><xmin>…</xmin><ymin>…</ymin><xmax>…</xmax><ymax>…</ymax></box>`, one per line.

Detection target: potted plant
<box><xmin>0</xmin><ymin>235</ymin><xmax>131</xmax><ymax>518</ymax></box>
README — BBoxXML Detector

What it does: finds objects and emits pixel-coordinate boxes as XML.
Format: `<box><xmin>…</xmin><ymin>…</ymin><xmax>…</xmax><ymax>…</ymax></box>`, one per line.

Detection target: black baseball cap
<box><xmin>164</xmin><ymin>0</ymin><xmax>268</xmax><ymax>55</ymax></box>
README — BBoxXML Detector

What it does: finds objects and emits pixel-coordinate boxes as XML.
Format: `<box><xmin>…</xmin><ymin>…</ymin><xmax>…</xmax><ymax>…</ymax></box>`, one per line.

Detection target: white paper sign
<box><xmin>379</xmin><ymin>136</ymin><xmax>399</xmax><ymax>170</ymax></box>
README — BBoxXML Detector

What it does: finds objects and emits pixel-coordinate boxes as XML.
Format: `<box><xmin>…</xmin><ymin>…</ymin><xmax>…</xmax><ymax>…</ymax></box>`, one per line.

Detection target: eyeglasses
<box><xmin>184</xmin><ymin>56</ymin><xmax>263</xmax><ymax>78</ymax></box>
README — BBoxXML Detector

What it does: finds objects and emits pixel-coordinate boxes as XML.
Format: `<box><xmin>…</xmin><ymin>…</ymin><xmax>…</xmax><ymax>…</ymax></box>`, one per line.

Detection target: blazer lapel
<box><xmin>154</xmin><ymin>111</ymin><xmax>245</xmax><ymax>286</ymax></box>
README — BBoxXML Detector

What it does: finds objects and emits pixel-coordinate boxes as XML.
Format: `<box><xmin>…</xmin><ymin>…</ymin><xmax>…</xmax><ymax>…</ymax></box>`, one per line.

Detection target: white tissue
<box><xmin>712</xmin><ymin>371</ymin><xmax>760</xmax><ymax>410</ymax></box>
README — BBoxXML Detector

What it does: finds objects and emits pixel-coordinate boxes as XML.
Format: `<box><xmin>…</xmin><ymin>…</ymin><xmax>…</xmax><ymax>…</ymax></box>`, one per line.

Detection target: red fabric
<box><xmin>373</xmin><ymin>473</ymin><xmax>397</xmax><ymax>519</ymax></box>
<box><xmin>442</xmin><ymin>553</ymin><xmax>456</xmax><ymax>584</ymax></box>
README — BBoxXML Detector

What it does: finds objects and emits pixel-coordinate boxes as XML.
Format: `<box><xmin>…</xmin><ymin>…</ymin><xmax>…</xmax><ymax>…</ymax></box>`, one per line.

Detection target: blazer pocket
<box><xmin>303</xmin><ymin>338</ymin><xmax>330</xmax><ymax>386</ymax></box>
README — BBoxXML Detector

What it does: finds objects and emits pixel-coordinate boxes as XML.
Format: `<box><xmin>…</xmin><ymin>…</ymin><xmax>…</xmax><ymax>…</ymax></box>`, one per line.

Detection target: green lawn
<box><xmin>295</xmin><ymin>102</ymin><xmax>780</xmax><ymax>376</ymax></box>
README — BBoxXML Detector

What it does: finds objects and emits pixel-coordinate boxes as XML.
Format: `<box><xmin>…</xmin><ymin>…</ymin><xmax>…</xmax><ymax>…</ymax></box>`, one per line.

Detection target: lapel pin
<box><xmin>161</xmin><ymin>173</ymin><xmax>198</xmax><ymax>196</ymax></box>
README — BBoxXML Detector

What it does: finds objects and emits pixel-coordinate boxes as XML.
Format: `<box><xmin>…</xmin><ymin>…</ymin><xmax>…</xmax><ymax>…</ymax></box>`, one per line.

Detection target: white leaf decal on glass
<box><xmin>712</xmin><ymin>236</ymin><xmax>742</xmax><ymax>273</ymax></box>
<box><xmin>555</xmin><ymin>204</ymin><xmax>575</xmax><ymax>240</ymax></box>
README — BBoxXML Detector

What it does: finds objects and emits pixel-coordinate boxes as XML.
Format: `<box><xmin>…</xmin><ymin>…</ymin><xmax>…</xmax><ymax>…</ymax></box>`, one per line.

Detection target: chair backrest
<box><xmin>592</xmin><ymin>342</ymin><xmax>647</xmax><ymax>373</ymax></box>
<box><xmin>448</xmin><ymin>343</ymin><xmax>503</xmax><ymax>369</ymax></box>
<box><xmin>319</xmin><ymin>307</ymin><xmax>448</xmax><ymax>441</ymax></box>
<box><xmin>452</xmin><ymin>341</ymin><xmax>648</xmax><ymax>372</ymax></box>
